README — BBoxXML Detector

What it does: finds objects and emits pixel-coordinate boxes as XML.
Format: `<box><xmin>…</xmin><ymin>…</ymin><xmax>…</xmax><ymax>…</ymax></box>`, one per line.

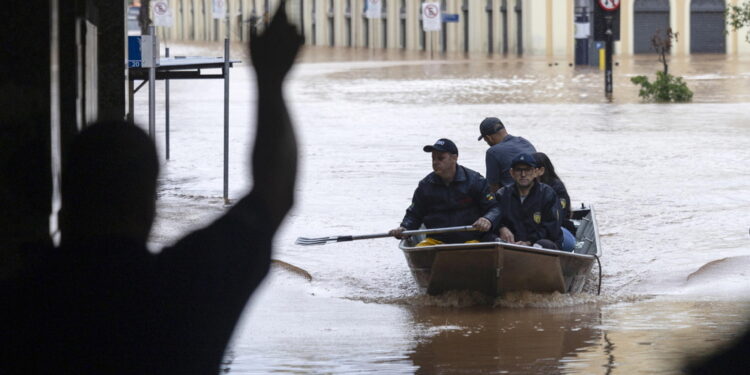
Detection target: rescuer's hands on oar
<box><xmin>472</xmin><ymin>217</ymin><xmax>491</xmax><ymax>232</ymax></box>
<box><xmin>499</xmin><ymin>226</ymin><xmax>515</xmax><ymax>243</ymax></box>
<box><xmin>389</xmin><ymin>226</ymin><xmax>407</xmax><ymax>239</ymax></box>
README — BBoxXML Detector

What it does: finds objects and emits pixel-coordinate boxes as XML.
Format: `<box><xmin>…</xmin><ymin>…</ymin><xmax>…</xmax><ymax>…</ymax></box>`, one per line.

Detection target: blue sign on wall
<box><xmin>442</xmin><ymin>13</ymin><xmax>459</xmax><ymax>23</ymax></box>
<box><xmin>128</xmin><ymin>36</ymin><xmax>143</xmax><ymax>67</ymax></box>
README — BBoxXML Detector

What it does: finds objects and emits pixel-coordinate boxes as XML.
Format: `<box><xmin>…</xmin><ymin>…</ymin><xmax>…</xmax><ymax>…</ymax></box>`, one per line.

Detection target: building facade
<box><xmin>154</xmin><ymin>0</ymin><xmax>750</xmax><ymax>57</ymax></box>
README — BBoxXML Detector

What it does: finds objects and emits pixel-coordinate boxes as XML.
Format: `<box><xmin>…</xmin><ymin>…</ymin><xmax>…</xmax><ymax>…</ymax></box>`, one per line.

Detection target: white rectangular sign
<box><xmin>365</xmin><ymin>0</ymin><xmax>382</xmax><ymax>19</ymax></box>
<box><xmin>213</xmin><ymin>0</ymin><xmax>226</xmax><ymax>19</ymax></box>
<box><xmin>422</xmin><ymin>2</ymin><xmax>442</xmax><ymax>32</ymax></box>
<box><xmin>152</xmin><ymin>0</ymin><xmax>173</xmax><ymax>27</ymax></box>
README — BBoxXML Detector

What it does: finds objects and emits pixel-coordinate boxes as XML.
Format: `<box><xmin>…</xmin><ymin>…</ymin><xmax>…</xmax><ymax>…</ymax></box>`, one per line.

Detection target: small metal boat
<box><xmin>399</xmin><ymin>206</ymin><xmax>601</xmax><ymax>296</ymax></box>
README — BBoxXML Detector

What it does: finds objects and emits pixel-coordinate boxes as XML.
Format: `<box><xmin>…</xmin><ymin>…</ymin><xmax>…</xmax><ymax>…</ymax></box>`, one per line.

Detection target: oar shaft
<box><xmin>348</xmin><ymin>225</ymin><xmax>476</xmax><ymax>241</ymax></box>
<box><xmin>404</xmin><ymin>225</ymin><xmax>477</xmax><ymax>236</ymax></box>
<box><xmin>295</xmin><ymin>225</ymin><xmax>479</xmax><ymax>246</ymax></box>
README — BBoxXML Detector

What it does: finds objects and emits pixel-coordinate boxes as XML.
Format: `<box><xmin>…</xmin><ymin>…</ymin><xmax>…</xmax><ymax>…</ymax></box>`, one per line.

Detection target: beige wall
<box><xmin>154</xmin><ymin>0</ymin><xmax>750</xmax><ymax>57</ymax></box>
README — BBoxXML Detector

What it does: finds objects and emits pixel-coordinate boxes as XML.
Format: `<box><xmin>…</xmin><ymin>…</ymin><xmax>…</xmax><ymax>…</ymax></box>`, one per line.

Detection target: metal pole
<box><xmin>604</xmin><ymin>15</ymin><xmax>613</xmax><ymax>100</ymax></box>
<box><xmin>223</xmin><ymin>38</ymin><xmax>230</xmax><ymax>204</ymax></box>
<box><xmin>148</xmin><ymin>25</ymin><xmax>156</xmax><ymax>139</ymax></box>
<box><xmin>165</xmin><ymin>47</ymin><xmax>170</xmax><ymax>159</ymax></box>
<box><xmin>430</xmin><ymin>31</ymin><xmax>433</xmax><ymax>59</ymax></box>
<box><xmin>128</xmin><ymin>78</ymin><xmax>135</xmax><ymax>124</ymax></box>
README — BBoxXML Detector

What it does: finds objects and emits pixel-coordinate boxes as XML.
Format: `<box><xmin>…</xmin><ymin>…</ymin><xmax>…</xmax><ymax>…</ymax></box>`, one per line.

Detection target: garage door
<box><xmin>691</xmin><ymin>0</ymin><xmax>725</xmax><ymax>53</ymax></box>
<box><xmin>633</xmin><ymin>0</ymin><xmax>670</xmax><ymax>54</ymax></box>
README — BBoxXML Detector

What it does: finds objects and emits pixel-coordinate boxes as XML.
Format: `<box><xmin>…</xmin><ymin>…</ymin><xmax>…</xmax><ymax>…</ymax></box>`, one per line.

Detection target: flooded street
<box><xmin>137</xmin><ymin>43</ymin><xmax>750</xmax><ymax>374</ymax></box>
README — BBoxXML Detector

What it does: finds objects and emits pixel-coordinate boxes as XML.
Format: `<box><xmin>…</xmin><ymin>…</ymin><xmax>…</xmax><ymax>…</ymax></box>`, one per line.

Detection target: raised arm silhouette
<box><xmin>2</xmin><ymin>2</ymin><xmax>303</xmax><ymax>374</ymax></box>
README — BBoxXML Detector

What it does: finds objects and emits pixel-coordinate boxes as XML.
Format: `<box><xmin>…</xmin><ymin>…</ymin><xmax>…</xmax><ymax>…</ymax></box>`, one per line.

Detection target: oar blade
<box><xmin>294</xmin><ymin>236</ymin><xmax>331</xmax><ymax>246</ymax></box>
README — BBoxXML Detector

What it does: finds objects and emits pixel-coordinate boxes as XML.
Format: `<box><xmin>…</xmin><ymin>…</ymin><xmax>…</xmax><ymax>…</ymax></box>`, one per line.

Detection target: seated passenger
<box><xmin>389</xmin><ymin>138</ymin><xmax>501</xmax><ymax>246</ymax></box>
<box><xmin>533</xmin><ymin>152</ymin><xmax>576</xmax><ymax>252</ymax></box>
<box><xmin>495</xmin><ymin>153</ymin><xmax>563</xmax><ymax>250</ymax></box>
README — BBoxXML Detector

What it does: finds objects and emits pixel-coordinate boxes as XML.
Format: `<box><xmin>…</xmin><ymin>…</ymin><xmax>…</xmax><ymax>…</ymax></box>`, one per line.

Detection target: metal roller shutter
<box><xmin>633</xmin><ymin>0</ymin><xmax>670</xmax><ymax>54</ymax></box>
<box><xmin>691</xmin><ymin>0</ymin><xmax>726</xmax><ymax>53</ymax></box>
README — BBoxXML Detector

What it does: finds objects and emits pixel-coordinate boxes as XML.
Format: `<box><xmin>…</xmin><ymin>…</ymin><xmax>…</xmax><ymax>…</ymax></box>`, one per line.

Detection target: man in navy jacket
<box><xmin>389</xmin><ymin>138</ymin><xmax>501</xmax><ymax>245</ymax></box>
<box><xmin>496</xmin><ymin>153</ymin><xmax>563</xmax><ymax>250</ymax></box>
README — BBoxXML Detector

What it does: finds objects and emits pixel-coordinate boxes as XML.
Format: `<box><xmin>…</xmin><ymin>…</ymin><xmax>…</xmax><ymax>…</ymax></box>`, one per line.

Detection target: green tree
<box><xmin>726</xmin><ymin>1</ymin><xmax>750</xmax><ymax>42</ymax></box>
<box><xmin>630</xmin><ymin>28</ymin><xmax>693</xmax><ymax>103</ymax></box>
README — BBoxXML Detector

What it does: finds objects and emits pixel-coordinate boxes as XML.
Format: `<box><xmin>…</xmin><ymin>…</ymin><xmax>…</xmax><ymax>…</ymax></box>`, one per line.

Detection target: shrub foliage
<box><xmin>631</xmin><ymin>28</ymin><xmax>693</xmax><ymax>103</ymax></box>
<box><xmin>630</xmin><ymin>72</ymin><xmax>693</xmax><ymax>102</ymax></box>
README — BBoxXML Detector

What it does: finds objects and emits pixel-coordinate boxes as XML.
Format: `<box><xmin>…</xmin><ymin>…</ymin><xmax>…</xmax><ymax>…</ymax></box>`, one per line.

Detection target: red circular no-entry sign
<box><xmin>598</xmin><ymin>0</ymin><xmax>620</xmax><ymax>11</ymax></box>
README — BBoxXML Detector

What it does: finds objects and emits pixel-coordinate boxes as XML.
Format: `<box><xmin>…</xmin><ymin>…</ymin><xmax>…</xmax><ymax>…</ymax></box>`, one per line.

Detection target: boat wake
<box><xmin>346</xmin><ymin>289</ymin><xmax>644</xmax><ymax>308</ymax></box>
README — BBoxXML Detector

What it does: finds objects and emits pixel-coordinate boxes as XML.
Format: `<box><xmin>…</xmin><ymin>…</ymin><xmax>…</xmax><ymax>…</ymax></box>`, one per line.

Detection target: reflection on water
<box><xmin>403</xmin><ymin>298</ymin><xmax>750</xmax><ymax>375</ymax></box>
<box><xmin>407</xmin><ymin>305</ymin><xmax>601</xmax><ymax>374</ymax></box>
<box><xmin>228</xmin><ymin>274</ymin><xmax>750</xmax><ymax>374</ymax></box>
<box><xmin>573</xmin><ymin>299</ymin><xmax>750</xmax><ymax>375</ymax></box>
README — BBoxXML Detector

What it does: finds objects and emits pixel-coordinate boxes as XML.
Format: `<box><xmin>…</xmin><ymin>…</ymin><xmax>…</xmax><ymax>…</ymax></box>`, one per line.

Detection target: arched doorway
<box><xmin>690</xmin><ymin>0</ymin><xmax>725</xmax><ymax>53</ymax></box>
<box><xmin>633</xmin><ymin>0</ymin><xmax>670</xmax><ymax>53</ymax></box>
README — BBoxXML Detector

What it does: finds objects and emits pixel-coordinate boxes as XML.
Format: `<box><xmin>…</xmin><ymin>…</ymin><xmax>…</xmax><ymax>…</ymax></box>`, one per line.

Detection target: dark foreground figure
<box><xmin>1</xmin><ymin>3</ymin><xmax>302</xmax><ymax>374</ymax></box>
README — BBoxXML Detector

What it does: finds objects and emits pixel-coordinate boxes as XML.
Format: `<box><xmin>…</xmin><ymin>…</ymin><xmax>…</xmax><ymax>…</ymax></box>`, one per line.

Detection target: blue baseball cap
<box><xmin>477</xmin><ymin>117</ymin><xmax>505</xmax><ymax>140</ymax></box>
<box><xmin>511</xmin><ymin>153</ymin><xmax>538</xmax><ymax>168</ymax></box>
<box><xmin>423</xmin><ymin>138</ymin><xmax>458</xmax><ymax>155</ymax></box>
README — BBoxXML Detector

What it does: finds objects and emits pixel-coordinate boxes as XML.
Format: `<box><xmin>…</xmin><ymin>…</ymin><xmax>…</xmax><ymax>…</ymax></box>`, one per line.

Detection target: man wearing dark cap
<box><xmin>478</xmin><ymin>117</ymin><xmax>536</xmax><ymax>193</ymax></box>
<box><xmin>495</xmin><ymin>153</ymin><xmax>563</xmax><ymax>250</ymax></box>
<box><xmin>389</xmin><ymin>138</ymin><xmax>501</xmax><ymax>245</ymax></box>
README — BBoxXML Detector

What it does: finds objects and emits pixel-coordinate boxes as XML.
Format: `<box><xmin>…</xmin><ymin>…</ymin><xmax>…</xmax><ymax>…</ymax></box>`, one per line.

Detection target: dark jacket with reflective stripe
<box><xmin>496</xmin><ymin>181</ymin><xmax>563</xmax><ymax>248</ymax></box>
<box><xmin>400</xmin><ymin>165</ymin><xmax>501</xmax><ymax>243</ymax></box>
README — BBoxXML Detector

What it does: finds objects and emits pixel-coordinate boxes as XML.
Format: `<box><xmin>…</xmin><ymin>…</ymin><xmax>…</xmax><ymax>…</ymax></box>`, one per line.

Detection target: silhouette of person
<box><xmin>1</xmin><ymin>2</ymin><xmax>302</xmax><ymax>374</ymax></box>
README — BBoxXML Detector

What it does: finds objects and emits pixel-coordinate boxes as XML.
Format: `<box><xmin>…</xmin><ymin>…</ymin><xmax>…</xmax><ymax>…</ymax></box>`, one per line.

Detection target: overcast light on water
<box><xmin>137</xmin><ymin>43</ymin><xmax>750</xmax><ymax>374</ymax></box>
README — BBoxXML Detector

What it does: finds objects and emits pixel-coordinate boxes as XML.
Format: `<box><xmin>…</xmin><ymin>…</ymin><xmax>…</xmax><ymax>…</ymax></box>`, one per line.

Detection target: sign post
<box><xmin>604</xmin><ymin>14</ymin><xmax>613</xmax><ymax>100</ymax></box>
<box><xmin>595</xmin><ymin>0</ymin><xmax>620</xmax><ymax>101</ymax></box>
<box><xmin>422</xmin><ymin>2</ymin><xmax>441</xmax><ymax>59</ymax></box>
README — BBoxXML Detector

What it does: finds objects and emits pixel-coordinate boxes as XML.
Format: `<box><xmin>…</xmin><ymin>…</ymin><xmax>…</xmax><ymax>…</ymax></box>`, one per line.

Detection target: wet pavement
<box><xmin>137</xmin><ymin>43</ymin><xmax>750</xmax><ymax>374</ymax></box>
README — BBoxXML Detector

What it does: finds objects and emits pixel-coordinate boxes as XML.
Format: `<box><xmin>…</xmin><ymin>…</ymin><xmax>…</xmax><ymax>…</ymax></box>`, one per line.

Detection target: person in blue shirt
<box><xmin>390</xmin><ymin>138</ymin><xmax>501</xmax><ymax>246</ymax></box>
<box><xmin>478</xmin><ymin>117</ymin><xmax>537</xmax><ymax>192</ymax></box>
<box><xmin>496</xmin><ymin>153</ymin><xmax>563</xmax><ymax>250</ymax></box>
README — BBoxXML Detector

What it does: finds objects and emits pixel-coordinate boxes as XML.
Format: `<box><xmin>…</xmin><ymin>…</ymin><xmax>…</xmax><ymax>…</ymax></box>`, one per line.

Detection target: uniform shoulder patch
<box><xmin>533</xmin><ymin>212</ymin><xmax>542</xmax><ymax>224</ymax></box>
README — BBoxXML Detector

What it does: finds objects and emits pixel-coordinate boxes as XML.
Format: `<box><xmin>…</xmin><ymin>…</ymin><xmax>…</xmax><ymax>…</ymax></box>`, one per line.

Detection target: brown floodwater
<box><xmin>140</xmin><ymin>42</ymin><xmax>750</xmax><ymax>374</ymax></box>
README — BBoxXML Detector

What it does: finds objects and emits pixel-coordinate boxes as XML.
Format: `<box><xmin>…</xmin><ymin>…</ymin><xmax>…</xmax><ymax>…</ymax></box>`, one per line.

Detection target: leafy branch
<box><xmin>726</xmin><ymin>1</ymin><xmax>750</xmax><ymax>43</ymax></box>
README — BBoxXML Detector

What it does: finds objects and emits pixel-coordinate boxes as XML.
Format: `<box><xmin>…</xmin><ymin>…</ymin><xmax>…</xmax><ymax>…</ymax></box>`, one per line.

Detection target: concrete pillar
<box><xmin>620</xmin><ymin>0</ymin><xmax>632</xmax><ymax>55</ymax></box>
<box><xmin>387</xmin><ymin>0</ymin><xmax>399</xmax><ymax>48</ymax></box>
<box><xmin>506</xmin><ymin>0</ymin><xmax>518</xmax><ymax>54</ymax></box>
<box><xmin>674</xmin><ymin>0</ymin><xmax>686</xmax><ymax>56</ymax></box>
<box><xmin>468</xmin><ymin>0</ymin><xmax>485</xmax><ymax>52</ymax></box>
<box><xmin>565</xmin><ymin>0</ymin><xmax>574</xmax><ymax>60</ymax></box>
<box><xmin>97</xmin><ymin>0</ymin><xmax>127</xmax><ymax>122</ymax></box>
<box><xmin>406</xmin><ymin>0</ymin><xmax>419</xmax><ymax>50</ymax></box>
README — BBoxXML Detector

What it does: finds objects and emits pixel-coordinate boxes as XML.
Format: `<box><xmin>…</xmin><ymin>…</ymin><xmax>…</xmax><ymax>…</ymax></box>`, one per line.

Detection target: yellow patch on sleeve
<box><xmin>533</xmin><ymin>212</ymin><xmax>542</xmax><ymax>224</ymax></box>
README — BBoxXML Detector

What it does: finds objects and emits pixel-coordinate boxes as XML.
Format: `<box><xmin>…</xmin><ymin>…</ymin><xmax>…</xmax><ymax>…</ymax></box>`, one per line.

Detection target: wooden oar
<box><xmin>271</xmin><ymin>259</ymin><xmax>313</xmax><ymax>281</ymax></box>
<box><xmin>295</xmin><ymin>225</ymin><xmax>478</xmax><ymax>246</ymax></box>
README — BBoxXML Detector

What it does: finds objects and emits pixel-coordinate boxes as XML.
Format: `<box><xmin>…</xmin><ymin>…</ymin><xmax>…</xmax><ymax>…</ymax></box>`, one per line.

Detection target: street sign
<box><xmin>152</xmin><ymin>0</ymin><xmax>173</xmax><ymax>27</ymax></box>
<box><xmin>422</xmin><ymin>3</ymin><xmax>442</xmax><ymax>31</ymax></box>
<box><xmin>212</xmin><ymin>0</ymin><xmax>226</xmax><ymax>19</ymax></box>
<box><xmin>442</xmin><ymin>13</ymin><xmax>459</xmax><ymax>23</ymax></box>
<box><xmin>597</xmin><ymin>0</ymin><xmax>620</xmax><ymax>11</ymax></box>
<box><xmin>593</xmin><ymin>4</ymin><xmax>620</xmax><ymax>41</ymax></box>
<box><xmin>365</xmin><ymin>0</ymin><xmax>382</xmax><ymax>19</ymax></box>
